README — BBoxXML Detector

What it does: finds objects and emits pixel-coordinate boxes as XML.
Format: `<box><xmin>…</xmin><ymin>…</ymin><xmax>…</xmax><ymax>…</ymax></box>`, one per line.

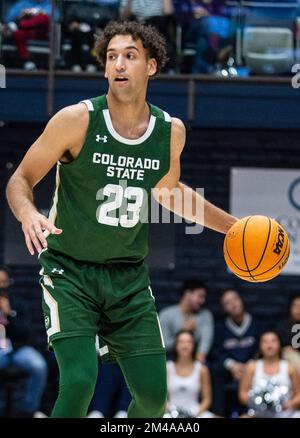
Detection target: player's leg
<box><xmin>89</xmin><ymin>363</ymin><xmax>125</xmax><ymax>417</ymax></box>
<box><xmin>99</xmin><ymin>262</ymin><xmax>167</xmax><ymax>417</ymax></box>
<box><xmin>51</xmin><ymin>336</ymin><xmax>98</xmax><ymax>418</ymax></box>
<box><xmin>117</xmin><ymin>353</ymin><xmax>167</xmax><ymax>418</ymax></box>
<box><xmin>38</xmin><ymin>249</ymin><xmax>102</xmax><ymax>417</ymax></box>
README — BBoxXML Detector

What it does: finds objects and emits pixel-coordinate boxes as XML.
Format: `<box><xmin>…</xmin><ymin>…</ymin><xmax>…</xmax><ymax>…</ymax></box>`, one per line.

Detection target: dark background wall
<box><xmin>1</xmin><ymin>75</ymin><xmax>300</xmax><ymax>129</ymax></box>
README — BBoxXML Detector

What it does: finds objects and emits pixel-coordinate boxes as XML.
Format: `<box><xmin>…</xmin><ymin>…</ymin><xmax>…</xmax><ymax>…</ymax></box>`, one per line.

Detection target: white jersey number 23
<box><xmin>96</xmin><ymin>183</ymin><xmax>144</xmax><ymax>228</ymax></box>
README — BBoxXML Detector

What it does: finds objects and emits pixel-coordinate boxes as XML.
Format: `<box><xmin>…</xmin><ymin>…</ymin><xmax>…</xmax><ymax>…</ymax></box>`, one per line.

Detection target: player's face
<box><xmin>104</xmin><ymin>35</ymin><xmax>157</xmax><ymax>101</ymax></box>
<box><xmin>0</xmin><ymin>271</ymin><xmax>9</xmax><ymax>289</ymax></box>
<box><xmin>176</xmin><ymin>333</ymin><xmax>195</xmax><ymax>359</ymax></box>
<box><xmin>222</xmin><ymin>290</ymin><xmax>244</xmax><ymax>317</ymax></box>
<box><xmin>260</xmin><ymin>333</ymin><xmax>281</xmax><ymax>358</ymax></box>
<box><xmin>187</xmin><ymin>288</ymin><xmax>206</xmax><ymax>312</ymax></box>
<box><xmin>290</xmin><ymin>298</ymin><xmax>300</xmax><ymax>321</ymax></box>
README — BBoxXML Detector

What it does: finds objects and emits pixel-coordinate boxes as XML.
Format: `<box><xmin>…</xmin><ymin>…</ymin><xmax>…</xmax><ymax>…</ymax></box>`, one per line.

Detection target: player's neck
<box><xmin>106</xmin><ymin>92</ymin><xmax>150</xmax><ymax>135</ymax></box>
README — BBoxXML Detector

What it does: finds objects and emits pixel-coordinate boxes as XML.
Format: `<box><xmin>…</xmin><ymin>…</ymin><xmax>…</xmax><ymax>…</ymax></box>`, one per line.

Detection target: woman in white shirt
<box><xmin>166</xmin><ymin>330</ymin><xmax>216</xmax><ymax>418</ymax></box>
<box><xmin>239</xmin><ymin>331</ymin><xmax>300</xmax><ymax>418</ymax></box>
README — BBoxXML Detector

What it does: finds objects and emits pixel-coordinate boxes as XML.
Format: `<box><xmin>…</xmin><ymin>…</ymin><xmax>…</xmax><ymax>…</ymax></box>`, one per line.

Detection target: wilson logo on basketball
<box><xmin>273</xmin><ymin>227</ymin><xmax>285</xmax><ymax>255</ymax></box>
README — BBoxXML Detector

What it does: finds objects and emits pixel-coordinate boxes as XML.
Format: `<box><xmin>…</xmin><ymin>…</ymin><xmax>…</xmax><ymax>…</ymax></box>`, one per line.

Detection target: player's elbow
<box><xmin>153</xmin><ymin>190</ymin><xmax>172</xmax><ymax>210</ymax></box>
<box><xmin>6</xmin><ymin>170</ymin><xmax>32</xmax><ymax>197</ymax></box>
<box><xmin>6</xmin><ymin>172</ymin><xmax>17</xmax><ymax>197</ymax></box>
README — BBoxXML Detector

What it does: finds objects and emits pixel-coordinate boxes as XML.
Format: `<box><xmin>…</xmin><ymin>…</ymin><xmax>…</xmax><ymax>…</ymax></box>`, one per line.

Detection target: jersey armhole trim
<box><xmin>163</xmin><ymin>111</ymin><xmax>171</xmax><ymax>122</ymax></box>
<box><xmin>80</xmin><ymin>99</ymin><xmax>94</xmax><ymax>111</ymax></box>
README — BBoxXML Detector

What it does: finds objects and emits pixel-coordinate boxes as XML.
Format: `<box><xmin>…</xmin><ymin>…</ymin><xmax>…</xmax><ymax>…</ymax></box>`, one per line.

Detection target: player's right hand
<box><xmin>21</xmin><ymin>211</ymin><xmax>62</xmax><ymax>256</ymax></box>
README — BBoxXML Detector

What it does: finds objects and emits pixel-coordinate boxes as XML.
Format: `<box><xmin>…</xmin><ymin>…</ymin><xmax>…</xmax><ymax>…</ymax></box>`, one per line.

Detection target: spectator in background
<box><xmin>0</xmin><ymin>267</ymin><xmax>48</xmax><ymax>417</ymax></box>
<box><xmin>239</xmin><ymin>331</ymin><xmax>300</xmax><ymax>418</ymax></box>
<box><xmin>276</xmin><ymin>295</ymin><xmax>300</xmax><ymax>375</ymax></box>
<box><xmin>166</xmin><ymin>330</ymin><xmax>217</xmax><ymax>417</ymax></box>
<box><xmin>175</xmin><ymin>0</ymin><xmax>231</xmax><ymax>73</ymax></box>
<box><xmin>159</xmin><ymin>279</ymin><xmax>214</xmax><ymax>363</ymax></box>
<box><xmin>64</xmin><ymin>0</ymin><xmax>119</xmax><ymax>72</ymax></box>
<box><xmin>2</xmin><ymin>0</ymin><xmax>59</xmax><ymax>70</ymax></box>
<box><xmin>210</xmin><ymin>289</ymin><xmax>265</xmax><ymax>417</ymax></box>
<box><xmin>119</xmin><ymin>0</ymin><xmax>177</xmax><ymax>72</ymax></box>
<box><xmin>120</xmin><ymin>0</ymin><xmax>173</xmax><ymax>23</ymax></box>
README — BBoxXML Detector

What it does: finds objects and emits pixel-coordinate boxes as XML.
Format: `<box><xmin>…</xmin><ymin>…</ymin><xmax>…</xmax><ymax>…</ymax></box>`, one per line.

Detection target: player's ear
<box><xmin>148</xmin><ymin>58</ymin><xmax>157</xmax><ymax>78</ymax></box>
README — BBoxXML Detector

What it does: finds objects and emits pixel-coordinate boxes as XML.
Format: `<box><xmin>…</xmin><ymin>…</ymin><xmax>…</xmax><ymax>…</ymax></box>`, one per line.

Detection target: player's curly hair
<box><xmin>94</xmin><ymin>21</ymin><xmax>167</xmax><ymax>75</ymax></box>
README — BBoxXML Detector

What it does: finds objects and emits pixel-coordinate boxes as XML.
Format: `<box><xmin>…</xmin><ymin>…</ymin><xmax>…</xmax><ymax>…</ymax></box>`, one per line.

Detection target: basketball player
<box><xmin>6</xmin><ymin>21</ymin><xmax>237</xmax><ymax>418</ymax></box>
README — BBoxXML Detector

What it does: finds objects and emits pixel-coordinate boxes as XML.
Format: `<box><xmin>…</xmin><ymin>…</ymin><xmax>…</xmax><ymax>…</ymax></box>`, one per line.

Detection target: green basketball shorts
<box><xmin>38</xmin><ymin>248</ymin><xmax>165</xmax><ymax>362</ymax></box>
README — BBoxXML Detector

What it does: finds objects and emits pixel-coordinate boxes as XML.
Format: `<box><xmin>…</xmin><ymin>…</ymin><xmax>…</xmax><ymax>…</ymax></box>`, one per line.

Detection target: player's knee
<box><xmin>65</xmin><ymin>372</ymin><xmax>96</xmax><ymax>400</ymax></box>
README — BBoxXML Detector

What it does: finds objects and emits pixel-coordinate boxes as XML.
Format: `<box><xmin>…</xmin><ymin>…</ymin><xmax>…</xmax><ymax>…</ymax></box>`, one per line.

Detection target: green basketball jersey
<box><xmin>45</xmin><ymin>94</ymin><xmax>171</xmax><ymax>264</ymax></box>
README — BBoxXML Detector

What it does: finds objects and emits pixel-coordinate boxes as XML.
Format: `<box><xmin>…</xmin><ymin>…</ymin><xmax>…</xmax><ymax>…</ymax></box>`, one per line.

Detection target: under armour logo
<box><xmin>96</xmin><ymin>135</ymin><xmax>108</xmax><ymax>143</ymax></box>
<box><xmin>51</xmin><ymin>268</ymin><xmax>64</xmax><ymax>275</ymax></box>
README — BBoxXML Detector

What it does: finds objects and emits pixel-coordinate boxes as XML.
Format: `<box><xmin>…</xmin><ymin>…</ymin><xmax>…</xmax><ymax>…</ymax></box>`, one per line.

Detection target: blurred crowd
<box><xmin>1</xmin><ymin>0</ymin><xmax>298</xmax><ymax>75</ymax></box>
<box><xmin>1</xmin><ymin>266</ymin><xmax>300</xmax><ymax>418</ymax></box>
<box><xmin>0</xmin><ymin>0</ymin><xmax>300</xmax><ymax>76</ymax></box>
<box><xmin>0</xmin><ymin>0</ymin><xmax>235</xmax><ymax>74</ymax></box>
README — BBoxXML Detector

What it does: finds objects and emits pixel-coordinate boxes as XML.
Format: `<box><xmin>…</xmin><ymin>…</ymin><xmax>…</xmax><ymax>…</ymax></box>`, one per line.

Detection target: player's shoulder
<box><xmin>150</xmin><ymin>103</ymin><xmax>185</xmax><ymax>133</ymax></box>
<box><xmin>44</xmin><ymin>103</ymin><xmax>89</xmax><ymax>143</ymax></box>
<box><xmin>170</xmin><ymin>117</ymin><xmax>186</xmax><ymax>156</ymax></box>
<box><xmin>170</xmin><ymin>117</ymin><xmax>185</xmax><ymax>137</ymax></box>
<box><xmin>53</xmin><ymin>102</ymin><xmax>89</xmax><ymax>124</ymax></box>
<box><xmin>44</xmin><ymin>103</ymin><xmax>89</xmax><ymax>139</ymax></box>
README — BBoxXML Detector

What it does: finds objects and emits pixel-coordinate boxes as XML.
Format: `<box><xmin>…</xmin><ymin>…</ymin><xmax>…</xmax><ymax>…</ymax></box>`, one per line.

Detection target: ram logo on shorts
<box><xmin>44</xmin><ymin>316</ymin><xmax>50</xmax><ymax>329</ymax></box>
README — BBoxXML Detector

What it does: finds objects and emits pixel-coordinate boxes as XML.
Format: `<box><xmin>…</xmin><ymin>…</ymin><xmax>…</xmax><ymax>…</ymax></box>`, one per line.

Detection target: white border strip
<box><xmin>156</xmin><ymin>314</ymin><xmax>166</xmax><ymax>349</ymax></box>
<box><xmin>47</xmin><ymin>163</ymin><xmax>61</xmax><ymax>228</ymax></box>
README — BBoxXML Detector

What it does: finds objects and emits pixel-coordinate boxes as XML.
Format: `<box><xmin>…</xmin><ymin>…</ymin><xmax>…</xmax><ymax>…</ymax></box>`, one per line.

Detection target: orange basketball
<box><xmin>224</xmin><ymin>215</ymin><xmax>290</xmax><ymax>282</ymax></box>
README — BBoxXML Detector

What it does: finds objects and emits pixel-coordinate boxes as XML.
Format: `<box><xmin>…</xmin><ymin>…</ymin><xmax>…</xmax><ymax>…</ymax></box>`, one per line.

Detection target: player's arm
<box><xmin>6</xmin><ymin>103</ymin><xmax>89</xmax><ymax>255</ymax></box>
<box><xmin>153</xmin><ymin>118</ymin><xmax>237</xmax><ymax>234</ymax></box>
